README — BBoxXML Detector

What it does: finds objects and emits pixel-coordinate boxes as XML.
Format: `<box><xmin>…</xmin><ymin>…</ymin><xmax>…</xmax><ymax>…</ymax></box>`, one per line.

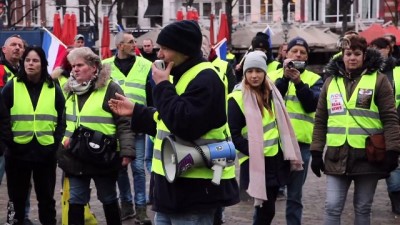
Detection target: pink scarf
<box><xmin>244</xmin><ymin>78</ymin><xmax>303</xmax><ymax>206</ymax></box>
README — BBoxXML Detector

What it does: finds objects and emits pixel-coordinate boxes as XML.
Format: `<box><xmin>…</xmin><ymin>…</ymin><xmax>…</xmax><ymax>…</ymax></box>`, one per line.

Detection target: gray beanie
<box><xmin>243</xmin><ymin>51</ymin><xmax>268</xmax><ymax>75</ymax></box>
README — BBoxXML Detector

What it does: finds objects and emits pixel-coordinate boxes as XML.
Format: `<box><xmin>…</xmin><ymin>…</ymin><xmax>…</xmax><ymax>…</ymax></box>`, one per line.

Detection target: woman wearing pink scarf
<box><xmin>228</xmin><ymin>51</ymin><xmax>303</xmax><ymax>224</ymax></box>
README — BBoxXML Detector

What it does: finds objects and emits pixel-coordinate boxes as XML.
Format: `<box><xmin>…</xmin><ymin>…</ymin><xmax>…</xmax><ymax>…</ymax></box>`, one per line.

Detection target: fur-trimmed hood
<box><xmin>63</xmin><ymin>63</ymin><xmax>112</xmax><ymax>93</ymax></box>
<box><xmin>325</xmin><ymin>48</ymin><xmax>383</xmax><ymax>78</ymax></box>
<box><xmin>380</xmin><ymin>56</ymin><xmax>399</xmax><ymax>73</ymax></box>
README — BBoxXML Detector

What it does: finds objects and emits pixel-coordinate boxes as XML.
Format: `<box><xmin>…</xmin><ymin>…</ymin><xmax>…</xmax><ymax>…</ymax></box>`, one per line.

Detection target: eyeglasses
<box><xmin>143</xmin><ymin>45</ymin><xmax>151</xmax><ymax>47</ymax></box>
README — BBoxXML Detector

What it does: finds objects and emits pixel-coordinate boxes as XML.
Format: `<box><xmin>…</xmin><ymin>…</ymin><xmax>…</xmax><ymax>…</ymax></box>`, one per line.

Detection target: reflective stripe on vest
<box><xmin>63</xmin><ymin>80</ymin><xmax>116</xmax><ymax>144</ymax></box>
<box><xmin>270</xmin><ymin>69</ymin><xmax>320</xmax><ymax>143</ymax></box>
<box><xmin>11</xmin><ymin>79</ymin><xmax>57</xmax><ymax>145</ymax></box>
<box><xmin>152</xmin><ymin>62</ymin><xmax>235</xmax><ymax>179</ymax></box>
<box><xmin>326</xmin><ymin>73</ymin><xmax>383</xmax><ymax>148</ymax></box>
<box><xmin>103</xmin><ymin>56</ymin><xmax>151</xmax><ymax>105</ymax></box>
<box><xmin>393</xmin><ymin>66</ymin><xmax>400</xmax><ymax>108</ymax></box>
<box><xmin>229</xmin><ymin>90</ymin><xmax>279</xmax><ymax>165</ymax></box>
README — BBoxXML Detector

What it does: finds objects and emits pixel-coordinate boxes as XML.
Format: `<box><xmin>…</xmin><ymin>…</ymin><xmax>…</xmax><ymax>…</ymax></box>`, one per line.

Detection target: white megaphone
<box><xmin>161</xmin><ymin>135</ymin><xmax>236</xmax><ymax>185</ymax></box>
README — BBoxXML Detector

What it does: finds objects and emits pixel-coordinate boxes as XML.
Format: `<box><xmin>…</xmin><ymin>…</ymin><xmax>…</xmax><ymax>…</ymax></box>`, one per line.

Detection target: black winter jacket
<box><xmin>131</xmin><ymin>53</ymin><xmax>240</xmax><ymax>213</ymax></box>
<box><xmin>2</xmin><ymin>78</ymin><xmax>65</xmax><ymax>163</ymax></box>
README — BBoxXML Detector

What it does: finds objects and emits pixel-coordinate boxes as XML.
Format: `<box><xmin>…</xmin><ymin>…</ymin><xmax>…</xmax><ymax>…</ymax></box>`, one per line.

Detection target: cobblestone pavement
<box><xmin>0</xmin><ymin>166</ymin><xmax>399</xmax><ymax>225</ymax></box>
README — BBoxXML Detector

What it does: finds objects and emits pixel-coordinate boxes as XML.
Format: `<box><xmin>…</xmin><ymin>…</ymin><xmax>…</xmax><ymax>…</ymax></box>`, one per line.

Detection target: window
<box><xmin>31</xmin><ymin>0</ymin><xmax>39</xmax><ymax>25</ymax></box>
<box><xmin>79</xmin><ymin>0</ymin><xmax>90</xmax><ymax>26</ymax></box>
<box><xmin>239</xmin><ymin>0</ymin><xmax>251</xmax><ymax>21</ymax></box>
<box><xmin>79</xmin><ymin>5</ymin><xmax>90</xmax><ymax>26</ymax></box>
<box><xmin>102</xmin><ymin>3</ymin><xmax>114</xmax><ymax>27</ymax></box>
<box><xmin>203</xmin><ymin>3</ymin><xmax>211</xmax><ymax>19</ymax></box>
<box><xmin>325</xmin><ymin>0</ymin><xmax>354</xmax><ymax>23</ymax></box>
<box><xmin>260</xmin><ymin>0</ymin><xmax>266</xmax><ymax>20</ymax></box>
<box><xmin>267</xmin><ymin>0</ymin><xmax>273</xmax><ymax>21</ymax></box>
<box><xmin>215</xmin><ymin>2</ymin><xmax>222</xmax><ymax>15</ymax></box>
<box><xmin>308</xmin><ymin>0</ymin><xmax>320</xmax><ymax>21</ymax></box>
<box><xmin>125</xmin><ymin>18</ymin><xmax>138</xmax><ymax>28</ymax></box>
<box><xmin>360</xmin><ymin>0</ymin><xmax>378</xmax><ymax>20</ymax></box>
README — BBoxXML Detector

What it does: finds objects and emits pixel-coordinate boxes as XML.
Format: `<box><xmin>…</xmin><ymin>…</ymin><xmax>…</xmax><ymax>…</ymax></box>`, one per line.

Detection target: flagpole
<box><xmin>41</xmin><ymin>27</ymin><xmax>68</xmax><ymax>49</ymax></box>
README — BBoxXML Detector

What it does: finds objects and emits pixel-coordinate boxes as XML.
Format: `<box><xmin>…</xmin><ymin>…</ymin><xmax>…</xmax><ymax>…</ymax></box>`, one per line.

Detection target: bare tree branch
<box><xmin>107</xmin><ymin>0</ymin><xmax>117</xmax><ymax>18</ymax></box>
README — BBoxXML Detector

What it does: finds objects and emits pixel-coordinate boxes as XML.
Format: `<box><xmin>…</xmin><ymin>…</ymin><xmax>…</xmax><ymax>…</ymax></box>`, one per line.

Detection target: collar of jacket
<box><xmin>380</xmin><ymin>56</ymin><xmax>397</xmax><ymax>73</ymax></box>
<box><xmin>325</xmin><ymin>48</ymin><xmax>383</xmax><ymax>78</ymax></box>
<box><xmin>170</xmin><ymin>52</ymin><xmax>206</xmax><ymax>84</ymax></box>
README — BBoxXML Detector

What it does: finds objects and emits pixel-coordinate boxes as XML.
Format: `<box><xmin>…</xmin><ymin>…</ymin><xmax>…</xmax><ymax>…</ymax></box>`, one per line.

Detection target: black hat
<box><xmin>157</xmin><ymin>20</ymin><xmax>202</xmax><ymax>57</ymax></box>
<box><xmin>251</xmin><ymin>32</ymin><xmax>270</xmax><ymax>51</ymax></box>
<box><xmin>287</xmin><ymin>37</ymin><xmax>309</xmax><ymax>53</ymax></box>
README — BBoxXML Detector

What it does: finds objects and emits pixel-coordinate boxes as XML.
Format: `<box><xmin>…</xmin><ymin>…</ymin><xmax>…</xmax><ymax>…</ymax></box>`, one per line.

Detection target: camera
<box><xmin>154</xmin><ymin>60</ymin><xmax>166</xmax><ymax>70</ymax></box>
<box><xmin>287</xmin><ymin>61</ymin><xmax>306</xmax><ymax>70</ymax></box>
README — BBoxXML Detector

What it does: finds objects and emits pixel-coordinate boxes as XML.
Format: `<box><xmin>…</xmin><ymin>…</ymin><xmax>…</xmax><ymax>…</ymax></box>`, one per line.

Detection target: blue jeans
<box><xmin>145</xmin><ymin>135</ymin><xmax>154</xmax><ymax>173</ymax></box>
<box><xmin>386</xmin><ymin>166</ymin><xmax>400</xmax><ymax>192</ymax></box>
<box><xmin>155</xmin><ymin>209</ymin><xmax>216</xmax><ymax>225</ymax></box>
<box><xmin>324</xmin><ymin>174</ymin><xmax>380</xmax><ymax>225</ymax></box>
<box><xmin>0</xmin><ymin>155</ymin><xmax>5</xmax><ymax>185</ymax></box>
<box><xmin>286</xmin><ymin>143</ymin><xmax>310</xmax><ymax>225</ymax></box>
<box><xmin>117</xmin><ymin>134</ymin><xmax>146</xmax><ymax>206</ymax></box>
<box><xmin>69</xmin><ymin>174</ymin><xmax>118</xmax><ymax>205</ymax></box>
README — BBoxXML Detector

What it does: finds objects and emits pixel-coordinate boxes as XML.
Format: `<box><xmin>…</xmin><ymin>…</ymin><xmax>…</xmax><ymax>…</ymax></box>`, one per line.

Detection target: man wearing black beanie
<box><xmin>108</xmin><ymin>20</ymin><xmax>240</xmax><ymax>224</ymax></box>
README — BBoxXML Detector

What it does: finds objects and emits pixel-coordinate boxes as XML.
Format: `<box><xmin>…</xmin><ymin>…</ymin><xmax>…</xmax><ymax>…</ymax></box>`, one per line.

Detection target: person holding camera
<box><xmin>268</xmin><ymin>37</ymin><xmax>323</xmax><ymax>225</ymax></box>
<box><xmin>108</xmin><ymin>20</ymin><xmax>240</xmax><ymax>225</ymax></box>
<box><xmin>310</xmin><ymin>34</ymin><xmax>400</xmax><ymax>225</ymax></box>
<box><xmin>58</xmin><ymin>47</ymin><xmax>135</xmax><ymax>225</ymax></box>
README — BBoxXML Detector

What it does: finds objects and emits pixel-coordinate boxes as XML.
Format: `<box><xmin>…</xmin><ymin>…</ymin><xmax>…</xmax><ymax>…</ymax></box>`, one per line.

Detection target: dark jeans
<box><xmin>6</xmin><ymin>156</ymin><xmax>57</xmax><ymax>225</ymax></box>
<box><xmin>253</xmin><ymin>186</ymin><xmax>279</xmax><ymax>225</ymax></box>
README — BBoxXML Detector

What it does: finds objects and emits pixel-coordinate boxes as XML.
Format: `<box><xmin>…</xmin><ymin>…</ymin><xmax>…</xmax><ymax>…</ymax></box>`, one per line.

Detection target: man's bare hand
<box><xmin>122</xmin><ymin>157</ymin><xmax>132</xmax><ymax>166</ymax></box>
<box><xmin>108</xmin><ymin>93</ymin><xmax>135</xmax><ymax>116</ymax></box>
<box><xmin>152</xmin><ymin>61</ymin><xmax>174</xmax><ymax>85</ymax></box>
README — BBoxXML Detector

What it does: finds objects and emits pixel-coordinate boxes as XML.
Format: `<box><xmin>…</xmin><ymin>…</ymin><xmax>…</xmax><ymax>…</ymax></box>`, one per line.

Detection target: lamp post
<box><xmin>283</xmin><ymin>26</ymin><xmax>289</xmax><ymax>43</ymax></box>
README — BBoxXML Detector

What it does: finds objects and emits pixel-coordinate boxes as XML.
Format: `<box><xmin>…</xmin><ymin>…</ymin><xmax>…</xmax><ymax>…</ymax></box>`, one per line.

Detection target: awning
<box><xmin>144</xmin><ymin>1</ymin><xmax>163</xmax><ymax>18</ymax></box>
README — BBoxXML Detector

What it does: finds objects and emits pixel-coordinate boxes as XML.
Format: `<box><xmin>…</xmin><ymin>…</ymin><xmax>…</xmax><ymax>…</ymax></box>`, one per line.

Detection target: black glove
<box><xmin>311</xmin><ymin>151</ymin><xmax>325</xmax><ymax>177</ymax></box>
<box><xmin>384</xmin><ymin>150</ymin><xmax>399</xmax><ymax>173</ymax></box>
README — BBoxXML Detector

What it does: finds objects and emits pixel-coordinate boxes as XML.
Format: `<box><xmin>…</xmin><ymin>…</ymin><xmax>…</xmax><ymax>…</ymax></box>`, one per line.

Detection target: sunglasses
<box><xmin>143</xmin><ymin>45</ymin><xmax>151</xmax><ymax>47</ymax></box>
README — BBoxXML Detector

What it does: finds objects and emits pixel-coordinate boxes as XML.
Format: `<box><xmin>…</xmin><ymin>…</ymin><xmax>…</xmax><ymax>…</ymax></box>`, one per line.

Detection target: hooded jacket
<box><xmin>310</xmin><ymin>49</ymin><xmax>400</xmax><ymax>177</ymax></box>
<box><xmin>57</xmin><ymin>64</ymin><xmax>135</xmax><ymax>176</ymax></box>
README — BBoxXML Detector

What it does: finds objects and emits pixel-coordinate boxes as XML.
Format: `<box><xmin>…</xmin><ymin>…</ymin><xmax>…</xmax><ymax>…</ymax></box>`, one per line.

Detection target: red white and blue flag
<box><xmin>42</xmin><ymin>28</ymin><xmax>67</xmax><ymax>74</ymax></box>
<box><xmin>214</xmin><ymin>38</ymin><xmax>227</xmax><ymax>61</ymax></box>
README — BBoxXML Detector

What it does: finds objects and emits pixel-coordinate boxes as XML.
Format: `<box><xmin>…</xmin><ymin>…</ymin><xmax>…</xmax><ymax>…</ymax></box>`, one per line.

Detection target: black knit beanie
<box><xmin>251</xmin><ymin>32</ymin><xmax>270</xmax><ymax>51</ymax></box>
<box><xmin>157</xmin><ymin>20</ymin><xmax>202</xmax><ymax>57</ymax></box>
<box><xmin>287</xmin><ymin>37</ymin><xmax>309</xmax><ymax>53</ymax></box>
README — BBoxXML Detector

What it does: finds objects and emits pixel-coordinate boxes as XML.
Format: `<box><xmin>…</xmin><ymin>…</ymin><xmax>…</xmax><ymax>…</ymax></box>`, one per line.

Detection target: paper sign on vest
<box><xmin>330</xmin><ymin>93</ymin><xmax>344</xmax><ymax>114</ymax></box>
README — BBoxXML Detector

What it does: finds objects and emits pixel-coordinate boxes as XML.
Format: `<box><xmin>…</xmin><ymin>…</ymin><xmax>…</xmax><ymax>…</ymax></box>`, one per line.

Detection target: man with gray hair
<box><xmin>0</xmin><ymin>34</ymin><xmax>25</xmax><ymax>184</ymax></box>
<box><xmin>102</xmin><ymin>31</ymin><xmax>152</xmax><ymax>224</ymax></box>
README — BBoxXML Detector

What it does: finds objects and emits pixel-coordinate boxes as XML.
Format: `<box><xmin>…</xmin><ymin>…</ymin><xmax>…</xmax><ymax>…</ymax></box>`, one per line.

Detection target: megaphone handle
<box><xmin>211</xmin><ymin>164</ymin><xmax>223</xmax><ymax>185</ymax></box>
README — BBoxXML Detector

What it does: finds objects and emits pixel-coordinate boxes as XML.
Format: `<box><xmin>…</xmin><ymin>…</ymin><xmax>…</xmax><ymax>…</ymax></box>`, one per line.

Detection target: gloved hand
<box><xmin>311</xmin><ymin>151</ymin><xmax>325</xmax><ymax>177</ymax></box>
<box><xmin>384</xmin><ymin>151</ymin><xmax>399</xmax><ymax>173</ymax></box>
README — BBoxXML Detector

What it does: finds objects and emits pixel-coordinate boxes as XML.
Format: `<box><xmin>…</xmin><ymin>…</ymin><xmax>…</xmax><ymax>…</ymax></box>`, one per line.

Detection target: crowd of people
<box><xmin>0</xmin><ymin>20</ymin><xmax>399</xmax><ymax>225</ymax></box>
